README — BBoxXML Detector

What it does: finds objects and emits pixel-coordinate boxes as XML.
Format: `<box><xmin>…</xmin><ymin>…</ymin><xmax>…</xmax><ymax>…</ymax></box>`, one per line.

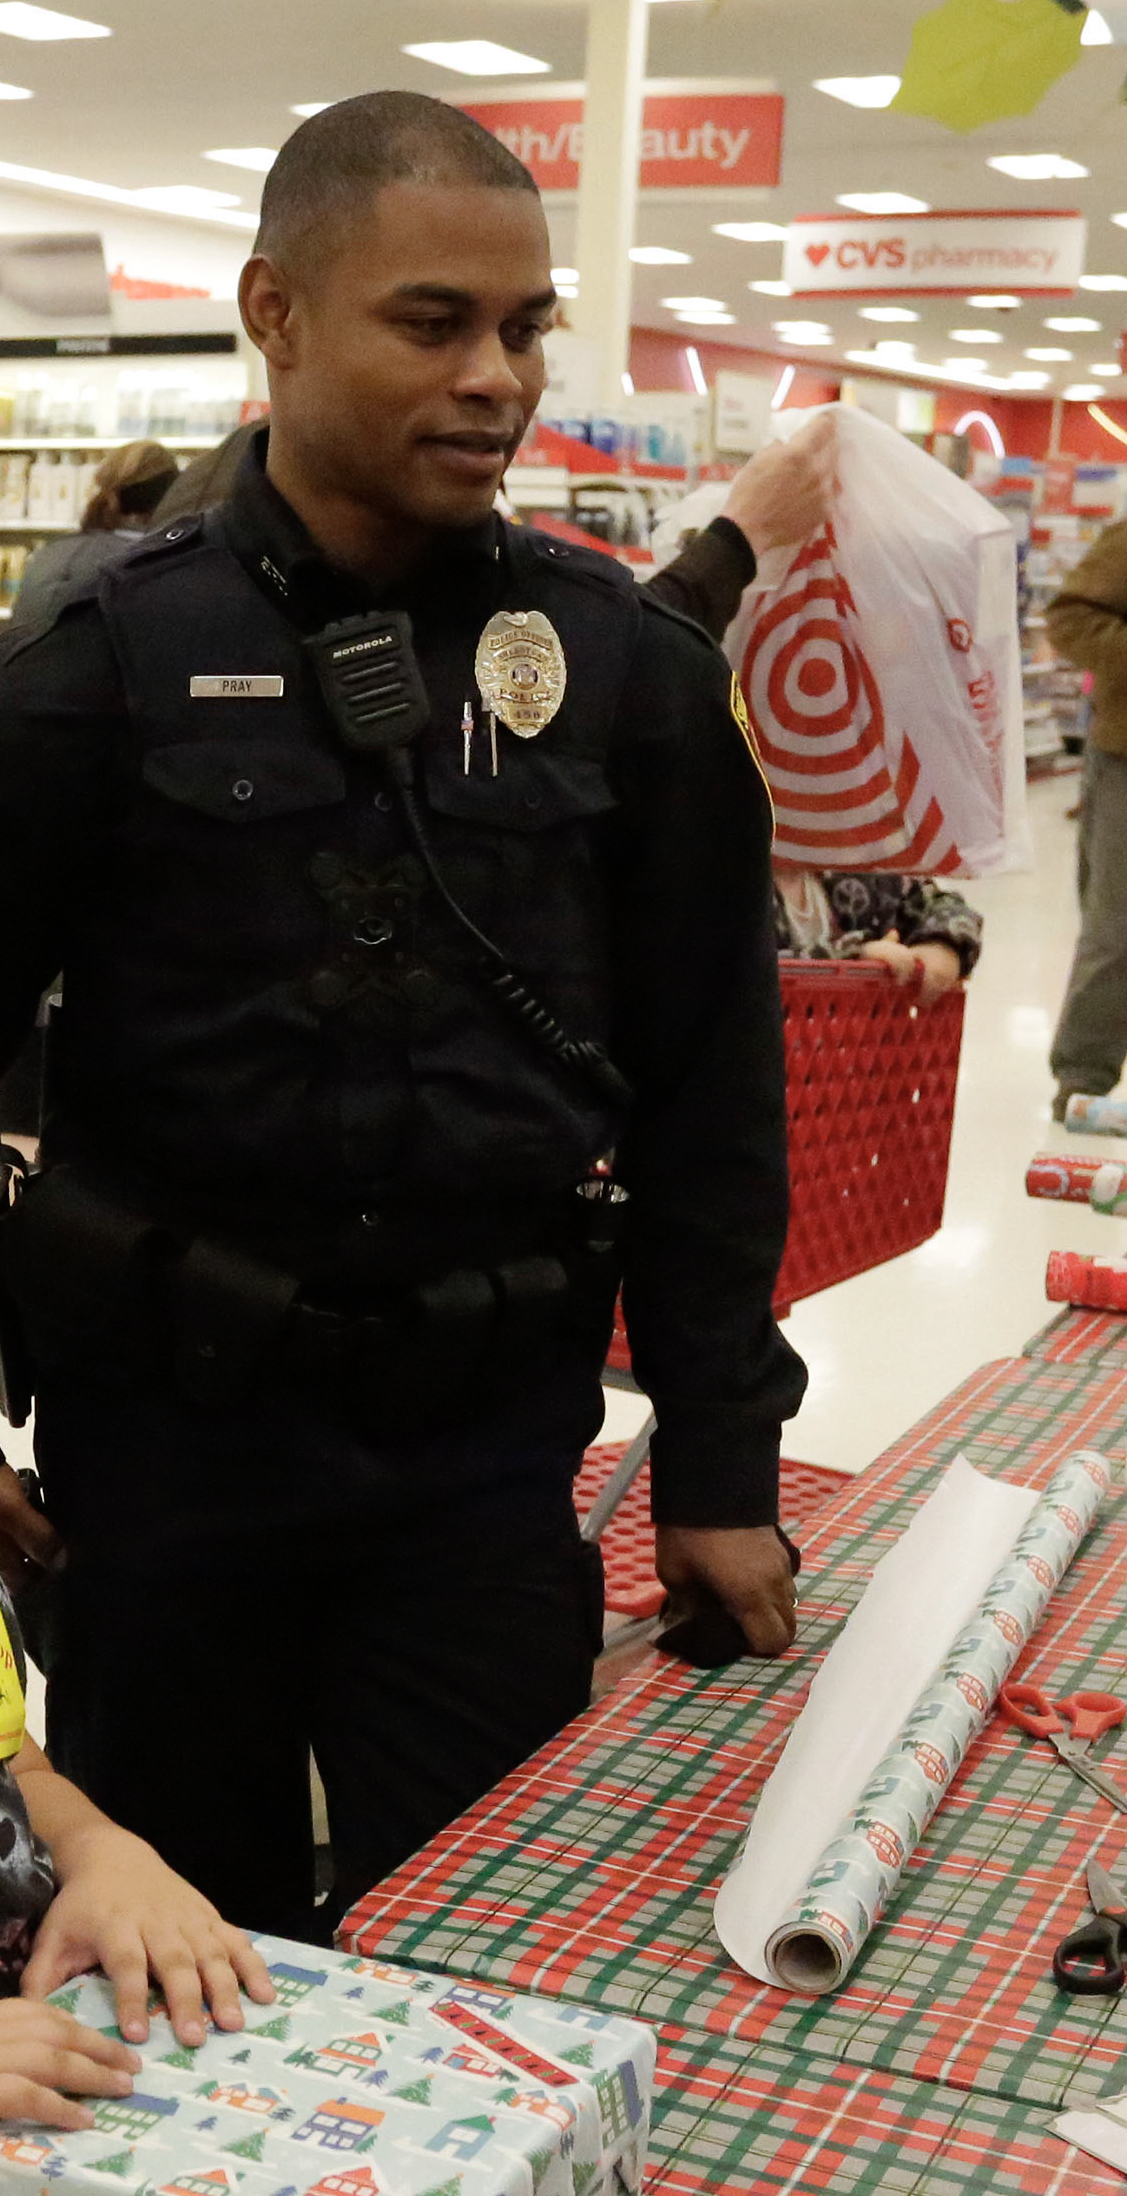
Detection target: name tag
<box><xmin>189</xmin><ymin>675</ymin><xmax>285</xmax><ymax>699</ymax></box>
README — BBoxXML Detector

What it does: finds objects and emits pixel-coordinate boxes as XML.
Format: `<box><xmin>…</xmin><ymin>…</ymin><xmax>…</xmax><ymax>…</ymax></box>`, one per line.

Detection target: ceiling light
<box><xmin>873</xmin><ymin>342</ymin><xmax>917</xmax><ymax>366</ymax></box>
<box><xmin>684</xmin><ymin>346</ymin><xmax>708</xmax><ymax>397</ymax></box>
<box><xmin>204</xmin><ymin>148</ymin><xmax>278</xmax><ymax>174</ymax></box>
<box><xmin>1079</xmin><ymin>273</ymin><xmax>1127</xmax><ymax>290</ymax></box>
<box><xmin>662</xmin><ymin>295</ymin><xmax>725</xmax><ymax>311</ymax></box>
<box><xmin>987</xmin><ymin>153</ymin><xmax>1088</xmax><ymax>180</ymax></box>
<box><xmin>1091</xmin><ymin>362</ymin><xmax>1123</xmax><ymax>375</ymax></box>
<box><xmin>813</xmin><ymin>75</ymin><xmax>901</xmax><ymax>108</ymax></box>
<box><xmin>772</xmin><ymin>365</ymin><xmax>796</xmax><ymax>410</ymax></box>
<box><xmin>401</xmin><ymin>40</ymin><xmax>549</xmax><ymax>76</ymax></box>
<box><xmin>0</xmin><ymin>78</ymin><xmax>29</xmax><ymax>93</ymax></box>
<box><xmin>1026</xmin><ymin>346</ymin><xmax>1072</xmax><ymax>360</ymax></box>
<box><xmin>554</xmin><ymin>283</ymin><xmax>578</xmax><ymax>299</ymax></box>
<box><xmin>751</xmin><ymin>279</ymin><xmax>793</xmax><ymax>296</ymax></box>
<box><xmin>950</xmin><ymin>328</ymin><xmax>1003</xmax><ymax>343</ymax></box>
<box><xmin>551</xmin><ymin>266</ymin><xmax>578</xmax><ymax>284</ymax></box>
<box><xmin>967</xmin><ymin>294</ymin><xmax>1021</xmax><ymax>309</ymax></box>
<box><xmin>290</xmin><ymin>102</ymin><xmax>330</xmax><ymax>117</ymax></box>
<box><xmin>712</xmin><ymin>221</ymin><xmax>788</xmax><ymax>242</ymax></box>
<box><xmin>629</xmin><ymin>246</ymin><xmax>691</xmax><ymax>265</ymax></box>
<box><xmin>942</xmin><ymin>357</ymin><xmax>988</xmax><ymax>373</ymax></box>
<box><xmin>0</xmin><ymin>1</ymin><xmax>105</xmax><ymax>32</ymax></box>
<box><xmin>1082</xmin><ymin>8</ymin><xmax>1114</xmax><ymax>40</ymax></box>
<box><xmin>836</xmin><ymin>192</ymin><xmax>930</xmax><ymax>214</ymax></box>
<box><xmin>1111</xmin><ymin>214</ymin><xmax>1127</xmax><ymax>231</ymax></box>
<box><xmin>621</xmin><ymin>370</ymin><xmax>634</xmax><ymax>396</ymax></box>
<box><xmin>675</xmin><ymin>312</ymin><xmax>736</xmax><ymax>326</ymax></box>
<box><xmin>0</xmin><ymin>157</ymin><xmax>259</xmax><ymax>224</ymax></box>
<box><xmin>1009</xmin><ymin>370</ymin><xmax>1051</xmax><ymax>388</ymax></box>
<box><xmin>133</xmin><ymin>185</ymin><xmax>243</xmax><ymax>212</ymax></box>
<box><xmin>1064</xmin><ymin>383</ymin><xmax>1106</xmax><ymax>398</ymax></box>
<box><xmin>1045</xmin><ymin>316</ymin><xmax>1101</xmax><ymax>331</ymax></box>
<box><xmin>859</xmin><ymin>306</ymin><xmax>920</xmax><ymax>323</ymax></box>
<box><xmin>775</xmin><ymin>323</ymin><xmax>835</xmax><ymax>345</ymax></box>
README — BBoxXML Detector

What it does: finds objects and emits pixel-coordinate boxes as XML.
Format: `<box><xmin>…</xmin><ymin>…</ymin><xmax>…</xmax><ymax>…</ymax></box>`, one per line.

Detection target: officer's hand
<box><xmin>721</xmin><ymin>414</ymin><xmax>836</xmax><ymax>561</ymax></box>
<box><xmin>654</xmin><ymin>1523</ymin><xmax>797</xmax><ymax>1658</ymax></box>
<box><xmin>0</xmin><ymin>1463</ymin><xmax>63</xmax><ymax>1595</ymax></box>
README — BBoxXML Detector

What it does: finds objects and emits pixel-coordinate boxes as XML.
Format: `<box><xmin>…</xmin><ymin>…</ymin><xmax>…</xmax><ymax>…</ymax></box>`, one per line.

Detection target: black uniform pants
<box><xmin>30</xmin><ymin>1368</ymin><xmax>606</xmax><ymax>1943</ymax></box>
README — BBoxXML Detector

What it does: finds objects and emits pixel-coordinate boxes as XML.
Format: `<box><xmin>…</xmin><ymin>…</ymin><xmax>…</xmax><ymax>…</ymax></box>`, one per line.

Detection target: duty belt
<box><xmin>0</xmin><ymin>1166</ymin><xmax>619</xmax><ymax>1427</ymax></box>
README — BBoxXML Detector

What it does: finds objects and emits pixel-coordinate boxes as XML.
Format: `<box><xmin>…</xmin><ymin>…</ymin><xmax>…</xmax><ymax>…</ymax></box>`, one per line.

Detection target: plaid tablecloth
<box><xmin>1025</xmin><ymin>1305</ymin><xmax>1127</xmax><ymax>1368</ymax></box>
<box><xmin>647</xmin><ymin>2031</ymin><xmax>1123</xmax><ymax>2194</ymax></box>
<box><xmin>343</xmin><ymin>1354</ymin><xmax>1127</xmax><ymax>2115</ymax></box>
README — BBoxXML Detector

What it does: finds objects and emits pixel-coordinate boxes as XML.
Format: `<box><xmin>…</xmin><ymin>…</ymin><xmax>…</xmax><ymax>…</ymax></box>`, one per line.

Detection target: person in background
<box><xmin>772</xmin><ymin>867</ymin><xmax>981</xmax><ymax>1001</ymax></box>
<box><xmin>8</xmin><ymin>440</ymin><xmax>180</xmax><ymax>634</ymax></box>
<box><xmin>1044</xmin><ymin>520</ymin><xmax>1127</xmax><ymax>1116</ymax></box>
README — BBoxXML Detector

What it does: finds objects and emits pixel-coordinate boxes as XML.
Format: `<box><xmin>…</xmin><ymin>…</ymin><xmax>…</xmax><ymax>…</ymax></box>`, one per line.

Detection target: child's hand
<box><xmin>0</xmin><ymin>1997</ymin><xmax>140</xmax><ymax>2130</ymax></box>
<box><xmin>860</xmin><ymin>933</ymin><xmax>963</xmax><ymax>1004</ymax></box>
<box><xmin>20</xmin><ymin>1825</ymin><xmax>274</xmax><ymax>2049</ymax></box>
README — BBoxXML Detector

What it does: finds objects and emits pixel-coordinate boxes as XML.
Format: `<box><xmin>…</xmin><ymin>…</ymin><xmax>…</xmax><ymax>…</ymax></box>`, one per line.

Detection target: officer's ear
<box><xmin>239</xmin><ymin>254</ymin><xmax>300</xmax><ymax>368</ymax></box>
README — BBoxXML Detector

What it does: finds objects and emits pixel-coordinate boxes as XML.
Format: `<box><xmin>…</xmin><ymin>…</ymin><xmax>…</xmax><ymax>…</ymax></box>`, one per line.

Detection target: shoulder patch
<box><xmin>729</xmin><ymin>671</ymin><xmax>775</xmax><ymax>834</ymax></box>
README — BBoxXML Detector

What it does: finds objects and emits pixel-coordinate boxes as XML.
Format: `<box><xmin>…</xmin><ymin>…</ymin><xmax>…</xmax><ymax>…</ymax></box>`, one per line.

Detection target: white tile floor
<box><xmin>600</xmin><ymin>764</ymin><xmax>1115</xmax><ymax>1475</ymax></box>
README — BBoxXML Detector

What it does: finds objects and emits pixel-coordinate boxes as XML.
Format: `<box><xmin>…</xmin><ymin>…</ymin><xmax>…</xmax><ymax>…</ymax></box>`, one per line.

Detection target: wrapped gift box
<box><xmin>1</xmin><ymin>1934</ymin><xmax>655</xmax><ymax>2196</ymax></box>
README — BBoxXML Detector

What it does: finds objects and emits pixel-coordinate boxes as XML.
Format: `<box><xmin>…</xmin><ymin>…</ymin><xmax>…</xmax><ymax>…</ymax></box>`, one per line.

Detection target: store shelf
<box><xmin>0</xmin><ymin>436</ymin><xmax>223</xmax><ymax>452</ymax></box>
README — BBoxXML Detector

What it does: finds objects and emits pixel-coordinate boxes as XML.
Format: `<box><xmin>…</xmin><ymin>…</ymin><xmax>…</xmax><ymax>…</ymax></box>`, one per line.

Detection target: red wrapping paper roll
<box><xmin>1046</xmin><ymin>1250</ymin><xmax>1127</xmax><ymax>1311</ymax></box>
<box><xmin>1026</xmin><ymin>1153</ymin><xmax>1105</xmax><ymax>1203</ymax></box>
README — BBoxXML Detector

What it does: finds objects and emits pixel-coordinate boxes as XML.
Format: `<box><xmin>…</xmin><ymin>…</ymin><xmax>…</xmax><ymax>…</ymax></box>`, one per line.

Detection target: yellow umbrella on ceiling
<box><xmin>891</xmin><ymin>0</ymin><xmax>1085</xmax><ymax>132</ymax></box>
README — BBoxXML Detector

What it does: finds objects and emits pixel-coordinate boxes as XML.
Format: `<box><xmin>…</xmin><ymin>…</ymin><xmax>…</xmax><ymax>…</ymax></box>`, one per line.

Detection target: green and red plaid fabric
<box><xmin>1025</xmin><ymin>1305</ymin><xmax>1127</xmax><ymax>1368</ymax></box>
<box><xmin>647</xmin><ymin>2032</ymin><xmax>1123</xmax><ymax>2193</ymax></box>
<box><xmin>343</xmin><ymin>1354</ymin><xmax>1127</xmax><ymax>2113</ymax></box>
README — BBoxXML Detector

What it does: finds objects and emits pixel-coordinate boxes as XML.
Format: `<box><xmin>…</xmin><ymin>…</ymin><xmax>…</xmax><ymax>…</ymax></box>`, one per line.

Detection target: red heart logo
<box><xmin>805</xmin><ymin>243</ymin><xmax>831</xmax><ymax>267</ymax></box>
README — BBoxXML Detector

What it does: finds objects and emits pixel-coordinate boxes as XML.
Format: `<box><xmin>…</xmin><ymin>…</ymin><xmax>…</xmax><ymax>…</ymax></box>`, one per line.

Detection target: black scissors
<box><xmin>1054</xmin><ymin>1857</ymin><xmax>1127</xmax><ymax>1994</ymax></box>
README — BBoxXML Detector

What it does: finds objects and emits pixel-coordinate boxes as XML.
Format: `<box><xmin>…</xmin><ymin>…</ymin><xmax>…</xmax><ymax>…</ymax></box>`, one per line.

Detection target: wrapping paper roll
<box><xmin>1065</xmin><ymin>1095</ymin><xmax>1127</xmax><ymax>1137</ymax></box>
<box><xmin>1025</xmin><ymin>1151</ymin><xmax>1105</xmax><ymax>1203</ymax></box>
<box><xmin>1047</xmin><ymin>1252</ymin><xmax>1127</xmax><ymax>1311</ymax></box>
<box><xmin>716</xmin><ymin>1451</ymin><xmax>1116</xmax><ymax>1997</ymax></box>
<box><xmin>1092</xmin><ymin>1162</ymin><xmax>1127</xmax><ymax>1219</ymax></box>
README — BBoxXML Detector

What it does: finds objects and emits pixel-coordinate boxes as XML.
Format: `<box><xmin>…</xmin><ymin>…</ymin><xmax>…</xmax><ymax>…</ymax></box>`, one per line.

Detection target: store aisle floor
<box><xmin>602</xmin><ymin>766</ymin><xmax>1103</xmax><ymax>1472</ymax></box>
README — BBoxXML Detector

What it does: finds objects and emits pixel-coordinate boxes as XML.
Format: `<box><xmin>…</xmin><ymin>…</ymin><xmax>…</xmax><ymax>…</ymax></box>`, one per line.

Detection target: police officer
<box><xmin>0</xmin><ymin>92</ymin><xmax>810</xmax><ymax>1939</ymax></box>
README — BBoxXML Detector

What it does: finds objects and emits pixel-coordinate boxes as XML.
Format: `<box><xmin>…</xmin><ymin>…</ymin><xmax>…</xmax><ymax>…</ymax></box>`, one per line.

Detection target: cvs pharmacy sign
<box><xmin>462</xmin><ymin>89</ymin><xmax>783</xmax><ymax>192</ymax></box>
<box><xmin>785</xmin><ymin>210</ymin><xmax>1087</xmax><ymax>297</ymax></box>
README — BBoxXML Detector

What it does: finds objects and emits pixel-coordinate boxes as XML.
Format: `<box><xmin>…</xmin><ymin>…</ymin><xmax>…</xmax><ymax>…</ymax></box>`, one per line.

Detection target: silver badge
<box><xmin>189</xmin><ymin>675</ymin><xmax>285</xmax><ymax>699</ymax></box>
<box><xmin>474</xmin><ymin>610</ymin><xmax>566</xmax><ymax>739</ymax></box>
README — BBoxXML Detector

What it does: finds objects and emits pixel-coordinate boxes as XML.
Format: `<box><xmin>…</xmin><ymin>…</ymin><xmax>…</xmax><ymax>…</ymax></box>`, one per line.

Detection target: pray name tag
<box><xmin>189</xmin><ymin>675</ymin><xmax>285</xmax><ymax>699</ymax></box>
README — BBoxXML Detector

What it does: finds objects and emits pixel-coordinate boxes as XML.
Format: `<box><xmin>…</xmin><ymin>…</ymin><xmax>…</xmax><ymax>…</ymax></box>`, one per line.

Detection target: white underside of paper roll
<box><xmin>714</xmin><ymin>1454</ymin><xmax>1039</xmax><ymax>1985</ymax></box>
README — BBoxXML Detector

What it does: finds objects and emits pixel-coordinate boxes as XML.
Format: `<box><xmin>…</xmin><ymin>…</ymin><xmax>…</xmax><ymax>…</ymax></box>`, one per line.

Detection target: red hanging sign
<box><xmin>462</xmin><ymin>91</ymin><xmax>784</xmax><ymax>192</ymax></box>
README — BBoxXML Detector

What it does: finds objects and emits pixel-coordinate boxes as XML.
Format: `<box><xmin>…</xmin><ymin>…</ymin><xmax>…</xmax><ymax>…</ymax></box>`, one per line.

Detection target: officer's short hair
<box><xmin>255</xmin><ymin>90</ymin><xmax>539</xmax><ymax>278</ymax></box>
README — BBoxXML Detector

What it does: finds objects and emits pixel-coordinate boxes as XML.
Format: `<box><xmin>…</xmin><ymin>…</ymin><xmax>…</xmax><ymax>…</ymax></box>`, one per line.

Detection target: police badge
<box><xmin>474</xmin><ymin>609</ymin><xmax>567</xmax><ymax>739</ymax></box>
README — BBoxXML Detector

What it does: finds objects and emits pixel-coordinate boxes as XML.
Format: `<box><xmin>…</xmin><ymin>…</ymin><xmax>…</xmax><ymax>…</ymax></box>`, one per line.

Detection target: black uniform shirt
<box><xmin>0</xmin><ymin>435</ymin><xmax>806</xmax><ymax>1527</ymax></box>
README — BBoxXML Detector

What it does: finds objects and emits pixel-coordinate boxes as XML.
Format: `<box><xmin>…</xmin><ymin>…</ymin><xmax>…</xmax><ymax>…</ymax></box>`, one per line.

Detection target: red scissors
<box><xmin>998</xmin><ymin>1683</ymin><xmax>1127</xmax><ymax>1810</ymax></box>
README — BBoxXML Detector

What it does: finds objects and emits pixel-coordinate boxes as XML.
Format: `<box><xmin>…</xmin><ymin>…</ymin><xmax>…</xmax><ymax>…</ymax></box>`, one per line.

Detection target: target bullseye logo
<box><xmin>737</xmin><ymin>525</ymin><xmax>959</xmax><ymax>873</ymax></box>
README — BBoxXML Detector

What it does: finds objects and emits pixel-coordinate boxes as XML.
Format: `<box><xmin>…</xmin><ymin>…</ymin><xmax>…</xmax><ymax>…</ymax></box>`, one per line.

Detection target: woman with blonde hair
<box><xmin>7</xmin><ymin>439</ymin><xmax>180</xmax><ymax>632</ymax></box>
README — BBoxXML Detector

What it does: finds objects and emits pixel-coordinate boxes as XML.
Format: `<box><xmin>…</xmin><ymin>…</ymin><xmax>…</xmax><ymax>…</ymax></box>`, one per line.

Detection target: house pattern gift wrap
<box><xmin>724</xmin><ymin>404</ymin><xmax>1029</xmax><ymax>878</ymax></box>
<box><xmin>0</xmin><ymin>1936</ymin><xmax>655</xmax><ymax>2196</ymax></box>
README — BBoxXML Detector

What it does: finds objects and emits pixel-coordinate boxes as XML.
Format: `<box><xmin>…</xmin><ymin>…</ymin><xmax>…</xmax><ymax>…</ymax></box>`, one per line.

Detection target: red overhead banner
<box><xmin>462</xmin><ymin>92</ymin><xmax>784</xmax><ymax>192</ymax></box>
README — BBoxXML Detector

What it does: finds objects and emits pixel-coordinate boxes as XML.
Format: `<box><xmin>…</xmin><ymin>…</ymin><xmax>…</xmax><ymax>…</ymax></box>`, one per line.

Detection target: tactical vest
<box><xmin>41</xmin><ymin>513</ymin><xmax>648</xmax><ymax>1288</ymax></box>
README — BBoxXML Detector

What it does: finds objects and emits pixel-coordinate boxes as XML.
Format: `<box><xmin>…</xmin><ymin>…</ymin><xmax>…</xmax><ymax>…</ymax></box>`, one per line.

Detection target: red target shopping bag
<box><xmin>725</xmin><ymin>406</ymin><xmax>1029</xmax><ymax>876</ymax></box>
